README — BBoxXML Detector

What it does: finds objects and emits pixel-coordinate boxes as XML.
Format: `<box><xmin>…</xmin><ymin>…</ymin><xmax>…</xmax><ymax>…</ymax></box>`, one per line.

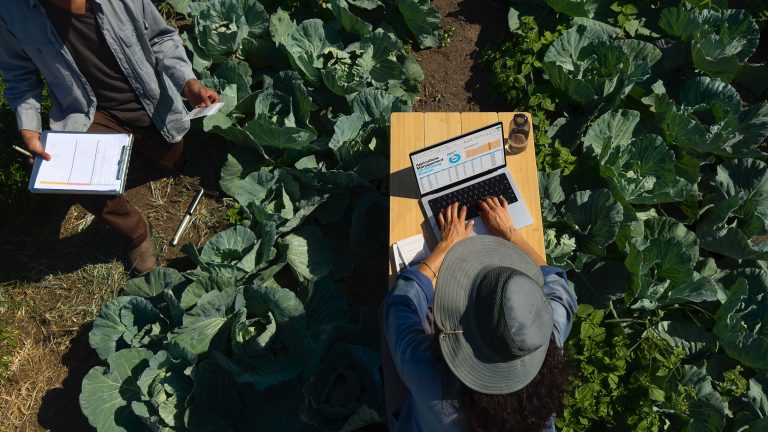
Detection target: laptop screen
<box><xmin>410</xmin><ymin>122</ymin><xmax>505</xmax><ymax>195</ymax></box>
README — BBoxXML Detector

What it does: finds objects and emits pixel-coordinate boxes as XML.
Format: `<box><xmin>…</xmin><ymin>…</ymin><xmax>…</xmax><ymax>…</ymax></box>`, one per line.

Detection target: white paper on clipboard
<box><xmin>29</xmin><ymin>131</ymin><xmax>133</xmax><ymax>195</ymax></box>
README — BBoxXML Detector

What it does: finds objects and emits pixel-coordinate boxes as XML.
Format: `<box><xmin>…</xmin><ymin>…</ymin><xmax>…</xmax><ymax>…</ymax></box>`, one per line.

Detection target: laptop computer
<box><xmin>409</xmin><ymin>122</ymin><xmax>533</xmax><ymax>239</ymax></box>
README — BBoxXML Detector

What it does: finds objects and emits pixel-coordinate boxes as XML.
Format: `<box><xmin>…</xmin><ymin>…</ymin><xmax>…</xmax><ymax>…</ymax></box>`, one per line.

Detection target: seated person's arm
<box><xmin>384</xmin><ymin>203</ymin><xmax>473</xmax><ymax>374</ymax></box>
<box><xmin>0</xmin><ymin>19</ymin><xmax>51</xmax><ymax>162</ymax></box>
<box><xmin>139</xmin><ymin>0</ymin><xmax>218</xmax><ymax>107</ymax></box>
<box><xmin>383</xmin><ymin>270</ymin><xmax>463</xmax><ymax>428</ymax></box>
<box><xmin>383</xmin><ymin>269</ymin><xmax>435</xmax><ymax>374</ymax></box>
<box><xmin>477</xmin><ymin>196</ymin><xmax>546</xmax><ymax>265</ymax></box>
<box><xmin>540</xmin><ymin>266</ymin><xmax>577</xmax><ymax>346</ymax></box>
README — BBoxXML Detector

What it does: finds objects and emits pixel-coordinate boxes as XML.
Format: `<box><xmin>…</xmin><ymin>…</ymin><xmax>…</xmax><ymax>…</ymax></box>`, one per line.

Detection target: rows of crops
<box><xmin>73</xmin><ymin>0</ymin><xmax>768</xmax><ymax>431</ymax></box>
<box><xmin>77</xmin><ymin>1</ymin><xmax>441</xmax><ymax>430</ymax></box>
<box><xmin>483</xmin><ymin>1</ymin><xmax>768</xmax><ymax>430</ymax></box>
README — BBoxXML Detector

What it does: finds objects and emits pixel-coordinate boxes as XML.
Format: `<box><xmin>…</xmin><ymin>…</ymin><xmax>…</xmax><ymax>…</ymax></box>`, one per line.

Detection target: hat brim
<box><xmin>435</xmin><ymin>236</ymin><xmax>547</xmax><ymax>394</ymax></box>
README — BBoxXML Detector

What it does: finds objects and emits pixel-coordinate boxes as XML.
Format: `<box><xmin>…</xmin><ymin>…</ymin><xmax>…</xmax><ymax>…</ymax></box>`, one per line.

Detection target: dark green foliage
<box><xmin>0</xmin><ymin>80</ymin><xmax>42</xmax><ymax>220</ymax></box>
<box><xmin>79</xmin><ymin>1</ymin><xmax>442</xmax><ymax>430</ymax></box>
<box><xmin>481</xmin><ymin>16</ymin><xmax>577</xmax><ymax>174</ymax></box>
<box><xmin>487</xmin><ymin>1</ymin><xmax>768</xmax><ymax>431</ymax></box>
<box><xmin>560</xmin><ymin>305</ymin><xmax>694</xmax><ymax>432</ymax></box>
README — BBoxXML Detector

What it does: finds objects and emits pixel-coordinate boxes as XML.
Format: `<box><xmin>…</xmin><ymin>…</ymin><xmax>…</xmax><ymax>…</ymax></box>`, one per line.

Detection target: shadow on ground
<box><xmin>0</xmin><ymin>162</ymin><xmax>183</xmax><ymax>284</ymax></box>
<box><xmin>0</xmin><ymin>203</ymin><xmax>123</xmax><ymax>283</ymax></box>
<box><xmin>37</xmin><ymin>323</ymin><xmax>98</xmax><ymax>432</ymax></box>
<box><xmin>453</xmin><ymin>0</ymin><xmax>510</xmax><ymax>111</ymax></box>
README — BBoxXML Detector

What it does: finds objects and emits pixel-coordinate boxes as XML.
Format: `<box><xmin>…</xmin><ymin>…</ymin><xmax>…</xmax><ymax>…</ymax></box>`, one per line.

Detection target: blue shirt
<box><xmin>0</xmin><ymin>0</ymin><xmax>195</xmax><ymax>142</ymax></box>
<box><xmin>383</xmin><ymin>265</ymin><xmax>577</xmax><ymax>432</ymax></box>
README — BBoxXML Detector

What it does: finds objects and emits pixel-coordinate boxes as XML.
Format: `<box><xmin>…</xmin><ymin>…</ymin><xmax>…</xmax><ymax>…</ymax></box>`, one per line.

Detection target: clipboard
<box><xmin>29</xmin><ymin>131</ymin><xmax>134</xmax><ymax>195</ymax></box>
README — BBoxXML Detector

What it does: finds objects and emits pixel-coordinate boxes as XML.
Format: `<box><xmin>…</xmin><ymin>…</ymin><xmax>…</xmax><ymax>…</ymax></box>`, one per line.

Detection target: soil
<box><xmin>1</xmin><ymin>164</ymin><xmax>228</xmax><ymax>283</ymax></box>
<box><xmin>413</xmin><ymin>0</ymin><xmax>511</xmax><ymax>113</ymax></box>
<box><xmin>0</xmin><ymin>1</ymin><xmax>503</xmax><ymax>430</ymax></box>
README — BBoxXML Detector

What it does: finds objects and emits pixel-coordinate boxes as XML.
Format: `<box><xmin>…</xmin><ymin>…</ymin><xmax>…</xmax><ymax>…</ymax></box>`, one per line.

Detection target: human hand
<box><xmin>182</xmin><ymin>79</ymin><xmax>220</xmax><ymax>108</ymax></box>
<box><xmin>417</xmin><ymin>203</ymin><xmax>474</xmax><ymax>281</ymax></box>
<box><xmin>438</xmin><ymin>202</ymin><xmax>474</xmax><ymax>249</ymax></box>
<box><xmin>20</xmin><ymin>129</ymin><xmax>51</xmax><ymax>164</ymax></box>
<box><xmin>478</xmin><ymin>196</ymin><xmax>518</xmax><ymax>242</ymax></box>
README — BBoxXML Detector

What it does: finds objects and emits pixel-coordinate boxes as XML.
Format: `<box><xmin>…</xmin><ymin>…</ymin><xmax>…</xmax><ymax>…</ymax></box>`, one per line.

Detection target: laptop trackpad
<box><xmin>469</xmin><ymin>205</ymin><xmax>533</xmax><ymax>236</ymax></box>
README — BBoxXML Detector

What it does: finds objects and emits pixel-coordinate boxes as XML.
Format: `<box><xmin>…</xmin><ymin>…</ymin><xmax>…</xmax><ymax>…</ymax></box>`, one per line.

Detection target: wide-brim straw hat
<box><xmin>435</xmin><ymin>236</ymin><xmax>553</xmax><ymax>394</ymax></box>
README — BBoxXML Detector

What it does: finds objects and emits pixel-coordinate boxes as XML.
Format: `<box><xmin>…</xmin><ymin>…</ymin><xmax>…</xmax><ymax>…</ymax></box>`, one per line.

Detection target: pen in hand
<box><xmin>19</xmin><ymin>130</ymin><xmax>52</xmax><ymax>163</ymax></box>
<box><xmin>12</xmin><ymin>145</ymin><xmax>34</xmax><ymax>159</ymax></box>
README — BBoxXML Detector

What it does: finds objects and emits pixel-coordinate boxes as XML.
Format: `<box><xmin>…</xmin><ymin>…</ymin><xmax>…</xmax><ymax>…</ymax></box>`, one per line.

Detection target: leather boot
<box><xmin>127</xmin><ymin>215</ymin><xmax>156</xmax><ymax>276</ymax></box>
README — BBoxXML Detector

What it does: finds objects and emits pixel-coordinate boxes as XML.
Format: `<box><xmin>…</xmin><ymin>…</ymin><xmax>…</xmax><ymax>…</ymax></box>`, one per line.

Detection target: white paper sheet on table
<box><xmin>393</xmin><ymin>234</ymin><xmax>431</xmax><ymax>272</ymax></box>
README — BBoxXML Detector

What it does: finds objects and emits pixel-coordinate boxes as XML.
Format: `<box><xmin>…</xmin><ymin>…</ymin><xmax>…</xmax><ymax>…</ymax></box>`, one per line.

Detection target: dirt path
<box><xmin>0</xmin><ymin>2</ymin><xmax>511</xmax><ymax>430</ymax></box>
<box><xmin>414</xmin><ymin>0</ymin><xmax>510</xmax><ymax>112</ymax></box>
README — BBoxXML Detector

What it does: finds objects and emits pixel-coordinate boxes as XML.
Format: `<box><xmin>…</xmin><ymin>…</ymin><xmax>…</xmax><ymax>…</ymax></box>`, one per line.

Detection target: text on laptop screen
<box><xmin>411</xmin><ymin>123</ymin><xmax>505</xmax><ymax>195</ymax></box>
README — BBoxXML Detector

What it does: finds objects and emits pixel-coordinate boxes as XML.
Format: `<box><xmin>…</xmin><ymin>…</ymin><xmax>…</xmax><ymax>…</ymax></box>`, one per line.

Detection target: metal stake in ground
<box><xmin>170</xmin><ymin>187</ymin><xmax>205</xmax><ymax>246</ymax></box>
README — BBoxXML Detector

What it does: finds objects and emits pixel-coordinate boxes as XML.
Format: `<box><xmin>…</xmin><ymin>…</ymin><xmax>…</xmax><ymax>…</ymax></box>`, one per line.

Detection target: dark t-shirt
<box><xmin>41</xmin><ymin>0</ymin><xmax>151</xmax><ymax>126</ymax></box>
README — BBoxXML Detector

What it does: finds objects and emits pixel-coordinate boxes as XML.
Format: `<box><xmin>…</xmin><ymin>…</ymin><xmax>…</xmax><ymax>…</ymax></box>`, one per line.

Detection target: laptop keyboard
<box><xmin>428</xmin><ymin>173</ymin><xmax>518</xmax><ymax>221</ymax></box>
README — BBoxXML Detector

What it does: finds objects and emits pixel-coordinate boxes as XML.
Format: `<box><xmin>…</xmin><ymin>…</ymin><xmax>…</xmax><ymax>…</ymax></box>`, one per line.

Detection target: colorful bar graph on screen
<box><xmin>465</xmin><ymin>140</ymin><xmax>502</xmax><ymax>158</ymax></box>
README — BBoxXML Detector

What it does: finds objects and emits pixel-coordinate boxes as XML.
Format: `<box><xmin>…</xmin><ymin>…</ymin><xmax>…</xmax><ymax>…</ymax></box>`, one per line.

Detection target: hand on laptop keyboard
<box><xmin>432</xmin><ymin>196</ymin><xmax>518</xmax><ymax>239</ymax></box>
<box><xmin>477</xmin><ymin>196</ymin><xmax>518</xmax><ymax>241</ymax></box>
<box><xmin>427</xmin><ymin>173</ymin><xmax>518</xmax><ymax>220</ymax></box>
<box><xmin>437</xmin><ymin>202</ymin><xmax>475</xmax><ymax>247</ymax></box>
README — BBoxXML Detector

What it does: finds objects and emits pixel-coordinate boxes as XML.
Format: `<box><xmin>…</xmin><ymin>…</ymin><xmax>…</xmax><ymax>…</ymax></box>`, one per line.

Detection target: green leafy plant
<box><xmin>582</xmin><ymin>109</ymin><xmax>690</xmax><ymax>206</ymax></box>
<box><xmin>79</xmin><ymin>1</ymin><xmax>442</xmax><ymax>430</ymax></box>
<box><xmin>659</xmin><ymin>6</ymin><xmax>760</xmax><ymax>82</ymax></box>
<box><xmin>610</xmin><ymin>1</ymin><xmax>640</xmax><ymax>35</ymax></box>
<box><xmin>224</xmin><ymin>204</ymin><xmax>243</xmax><ymax>224</ymax></box>
<box><xmin>491</xmin><ymin>2</ymin><xmax>768</xmax><ymax>431</ymax></box>
<box><xmin>481</xmin><ymin>15</ymin><xmax>576</xmax><ymax>173</ymax></box>
<box><xmin>438</xmin><ymin>25</ymin><xmax>455</xmax><ymax>48</ymax></box>
<box><xmin>546</xmin><ymin>0</ymin><xmax>601</xmax><ymax>18</ymax></box>
<box><xmin>643</xmin><ymin>77</ymin><xmax>768</xmax><ymax>160</ymax></box>
<box><xmin>0</xmin><ymin>324</ymin><xmax>16</xmax><ymax>382</ymax></box>
<box><xmin>560</xmin><ymin>304</ymin><xmax>631</xmax><ymax>431</ymax></box>
<box><xmin>542</xmin><ymin>18</ymin><xmax>661</xmax><ymax>110</ymax></box>
<box><xmin>80</xmin><ymin>266</ymin><xmax>356</xmax><ymax>430</ymax></box>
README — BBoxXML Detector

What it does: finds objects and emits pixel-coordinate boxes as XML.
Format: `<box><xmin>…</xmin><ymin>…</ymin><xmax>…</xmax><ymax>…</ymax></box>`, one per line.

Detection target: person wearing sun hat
<box><xmin>382</xmin><ymin>196</ymin><xmax>577</xmax><ymax>432</ymax></box>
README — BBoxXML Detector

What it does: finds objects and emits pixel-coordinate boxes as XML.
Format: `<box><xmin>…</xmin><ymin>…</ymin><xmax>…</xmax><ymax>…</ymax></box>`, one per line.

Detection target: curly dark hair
<box><xmin>458</xmin><ymin>337</ymin><xmax>573</xmax><ymax>432</ymax></box>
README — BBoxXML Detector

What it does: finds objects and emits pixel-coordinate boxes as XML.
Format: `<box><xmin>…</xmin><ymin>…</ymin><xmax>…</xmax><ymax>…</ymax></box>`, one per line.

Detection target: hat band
<box><xmin>473</xmin><ymin>267</ymin><xmax>537</xmax><ymax>360</ymax></box>
<box><xmin>439</xmin><ymin>329</ymin><xmax>464</xmax><ymax>342</ymax></box>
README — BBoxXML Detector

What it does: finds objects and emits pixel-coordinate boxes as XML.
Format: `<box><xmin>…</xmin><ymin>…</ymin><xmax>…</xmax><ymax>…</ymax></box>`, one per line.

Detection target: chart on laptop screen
<box><xmin>411</xmin><ymin>124</ymin><xmax>504</xmax><ymax>194</ymax></box>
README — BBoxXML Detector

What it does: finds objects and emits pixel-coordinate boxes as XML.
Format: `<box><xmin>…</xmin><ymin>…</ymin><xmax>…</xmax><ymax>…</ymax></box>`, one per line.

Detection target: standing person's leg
<box><xmin>76</xmin><ymin>111</ymin><xmax>152</xmax><ymax>272</ymax></box>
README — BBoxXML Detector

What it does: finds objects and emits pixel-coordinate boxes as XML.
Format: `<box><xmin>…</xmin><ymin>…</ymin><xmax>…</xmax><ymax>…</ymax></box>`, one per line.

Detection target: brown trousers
<box><xmin>77</xmin><ymin>111</ymin><xmax>184</xmax><ymax>248</ymax></box>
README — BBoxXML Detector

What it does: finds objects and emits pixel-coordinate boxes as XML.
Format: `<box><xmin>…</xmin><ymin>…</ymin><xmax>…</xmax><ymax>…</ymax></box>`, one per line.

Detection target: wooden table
<box><xmin>388</xmin><ymin>112</ymin><xmax>544</xmax><ymax>282</ymax></box>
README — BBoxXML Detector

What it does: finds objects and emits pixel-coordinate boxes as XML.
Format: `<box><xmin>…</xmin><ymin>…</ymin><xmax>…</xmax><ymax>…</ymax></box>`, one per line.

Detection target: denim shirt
<box><xmin>383</xmin><ymin>264</ymin><xmax>578</xmax><ymax>432</ymax></box>
<box><xmin>0</xmin><ymin>0</ymin><xmax>196</xmax><ymax>142</ymax></box>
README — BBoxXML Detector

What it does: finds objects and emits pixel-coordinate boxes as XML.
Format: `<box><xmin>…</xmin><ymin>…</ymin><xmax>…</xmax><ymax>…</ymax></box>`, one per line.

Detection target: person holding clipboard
<box><xmin>0</xmin><ymin>0</ymin><xmax>219</xmax><ymax>275</ymax></box>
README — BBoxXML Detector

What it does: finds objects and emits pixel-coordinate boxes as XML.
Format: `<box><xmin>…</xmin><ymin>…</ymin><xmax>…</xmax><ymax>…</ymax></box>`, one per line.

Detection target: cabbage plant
<box><xmin>659</xmin><ymin>6</ymin><xmax>760</xmax><ymax>82</ymax></box>
<box><xmin>582</xmin><ymin>109</ymin><xmax>690</xmax><ymax>205</ymax></box>
<box><xmin>80</xmin><ymin>267</ymin><xmax>352</xmax><ymax>431</ymax></box>
<box><xmin>188</xmin><ymin>0</ymin><xmax>269</xmax><ymax>62</ymax></box>
<box><xmin>542</xmin><ymin>18</ymin><xmax>660</xmax><ymax>109</ymax></box>
<box><xmin>79</xmin><ymin>2</ymin><xmax>439</xmax><ymax>428</ymax></box>
<box><xmin>644</xmin><ymin>77</ymin><xmax>768</xmax><ymax>160</ymax></box>
<box><xmin>486</xmin><ymin>2</ymin><xmax>768</xmax><ymax>430</ymax></box>
<box><xmin>302</xmin><ymin>344</ymin><xmax>384</xmax><ymax>431</ymax></box>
